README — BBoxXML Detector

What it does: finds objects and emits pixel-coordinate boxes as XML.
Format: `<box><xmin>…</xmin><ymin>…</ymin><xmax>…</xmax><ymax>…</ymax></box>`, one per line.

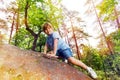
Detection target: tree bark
<box><xmin>70</xmin><ymin>18</ymin><xmax>81</xmax><ymax>60</ymax></box>
<box><xmin>24</xmin><ymin>1</ymin><xmax>41</xmax><ymax>51</ymax></box>
<box><xmin>92</xmin><ymin>0</ymin><xmax>114</xmax><ymax>54</ymax></box>
<box><xmin>15</xmin><ymin>7</ymin><xmax>20</xmax><ymax>46</ymax></box>
<box><xmin>9</xmin><ymin>12</ymin><xmax>16</xmax><ymax>43</ymax></box>
<box><xmin>114</xmin><ymin>8</ymin><xmax>120</xmax><ymax>29</ymax></box>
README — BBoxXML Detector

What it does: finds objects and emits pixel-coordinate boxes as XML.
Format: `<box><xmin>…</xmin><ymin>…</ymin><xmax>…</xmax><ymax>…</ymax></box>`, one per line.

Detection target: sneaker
<box><xmin>87</xmin><ymin>67</ymin><xmax>97</xmax><ymax>79</ymax></box>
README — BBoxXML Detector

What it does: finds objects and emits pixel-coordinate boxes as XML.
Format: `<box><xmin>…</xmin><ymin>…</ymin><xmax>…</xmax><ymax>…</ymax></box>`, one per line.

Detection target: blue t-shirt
<box><xmin>46</xmin><ymin>32</ymin><xmax>70</xmax><ymax>53</ymax></box>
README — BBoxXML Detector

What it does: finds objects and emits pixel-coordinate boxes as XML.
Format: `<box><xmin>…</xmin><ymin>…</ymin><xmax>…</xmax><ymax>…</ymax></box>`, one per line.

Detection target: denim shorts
<box><xmin>56</xmin><ymin>48</ymin><xmax>73</xmax><ymax>59</ymax></box>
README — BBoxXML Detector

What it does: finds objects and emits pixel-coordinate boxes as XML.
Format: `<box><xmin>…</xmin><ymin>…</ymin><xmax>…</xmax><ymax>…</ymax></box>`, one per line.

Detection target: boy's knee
<box><xmin>67</xmin><ymin>57</ymin><xmax>75</xmax><ymax>63</ymax></box>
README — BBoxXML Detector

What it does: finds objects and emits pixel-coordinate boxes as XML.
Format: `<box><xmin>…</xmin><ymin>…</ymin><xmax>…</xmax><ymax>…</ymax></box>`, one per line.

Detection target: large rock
<box><xmin>0</xmin><ymin>44</ymin><xmax>93</xmax><ymax>80</ymax></box>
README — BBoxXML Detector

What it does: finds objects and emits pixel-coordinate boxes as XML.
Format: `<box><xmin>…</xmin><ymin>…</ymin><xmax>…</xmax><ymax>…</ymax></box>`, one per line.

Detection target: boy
<box><xmin>43</xmin><ymin>22</ymin><xmax>97</xmax><ymax>79</ymax></box>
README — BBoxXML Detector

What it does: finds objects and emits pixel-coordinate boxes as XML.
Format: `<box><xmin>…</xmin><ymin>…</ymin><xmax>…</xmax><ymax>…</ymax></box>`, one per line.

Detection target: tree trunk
<box><xmin>15</xmin><ymin>7</ymin><xmax>20</xmax><ymax>46</ymax></box>
<box><xmin>32</xmin><ymin>34</ymin><xmax>39</xmax><ymax>51</ymax></box>
<box><xmin>9</xmin><ymin>12</ymin><xmax>16</xmax><ymax>43</ymax></box>
<box><xmin>70</xmin><ymin>18</ymin><xmax>81</xmax><ymax>60</ymax></box>
<box><xmin>16</xmin><ymin>7</ymin><xmax>20</xmax><ymax>32</ymax></box>
<box><xmin>24</xmin><ymin>1</ymin><xmax>41</xmax><ymax>51</ymax></box>
<box><xmin>114</xmin><ymin>8</ymin><xmax>120</xmax><ymax>29</ymax></box>
<box><xmin>92</xmin><ymin>0</ymin><xmax>114</xmax><ymax>54</ymax></box>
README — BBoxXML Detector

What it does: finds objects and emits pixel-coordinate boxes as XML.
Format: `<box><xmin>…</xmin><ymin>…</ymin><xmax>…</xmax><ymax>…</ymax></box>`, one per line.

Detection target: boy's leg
<box><xmin>87</xmin><ymin>67</ymin><xmax>98</xmax><ymax>79</ymax></box>
<box><xmin>58</xmin><ymin>48</ymin><xmax>97</xmax><ymax>79</ymax></box>
<box><xmin>67</xmin><ymin>57</ymin><xmax>97</xmax><ymax>79</ymax></box>
<box><xmin>67</xmin><ymin>57</ymin><xmax>87</xmax><ymax>69</ymax></box>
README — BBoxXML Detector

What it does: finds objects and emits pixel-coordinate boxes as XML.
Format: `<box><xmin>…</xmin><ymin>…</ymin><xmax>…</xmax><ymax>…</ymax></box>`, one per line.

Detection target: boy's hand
<box><xmin>47</xmin><ymin>54</ymin><xmax>58</xmax><ymax>58</ymax></box>
<box><xmin>43</xmin><ymin>53</ymin><xmax>58</xmax><ymax>59</ymax></box>
<box><xmin>47</xmin><ymin>51</ymin><xmax>53</xmax><ymax>54</ymax></box>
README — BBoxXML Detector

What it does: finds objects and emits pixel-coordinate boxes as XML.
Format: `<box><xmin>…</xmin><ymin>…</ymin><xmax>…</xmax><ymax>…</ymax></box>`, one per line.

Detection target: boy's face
<box><xmin>44</xmin><ymin>27</ymin><xmax>52</xmax><ymax>35</ymax></box>
<box><xmin>44</xmin><ymin>29</ymin><xmax>49</xmax><ymax>35</ymax></box>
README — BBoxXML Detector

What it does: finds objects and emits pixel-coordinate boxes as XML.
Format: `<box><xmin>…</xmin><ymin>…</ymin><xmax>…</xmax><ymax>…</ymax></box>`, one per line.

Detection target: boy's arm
<box><xmin>44</xmin><ymin>39</ymin><xmax>58</xmax><ymax>59</ymax></box>
<box><xmin>46</xmin><ymin>38</ymin><xmax>58</xmax><ymax>58</ymax></box>
<box><xmin>44</xmin><ymin>43</ymin><xmax>47</xmax><ymax>54</ymax></box>
<box><xmin>53</xmin><ymin>38</ymin><xmax>58</xmax><ymax>55</ymax></box>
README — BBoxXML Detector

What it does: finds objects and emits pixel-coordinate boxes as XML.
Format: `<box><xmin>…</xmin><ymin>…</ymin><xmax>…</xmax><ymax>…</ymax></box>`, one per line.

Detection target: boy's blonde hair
<box><xmin>43</xmin><ymin>22</ymin><xmax>53</xmax><ymax>32</ymax></box>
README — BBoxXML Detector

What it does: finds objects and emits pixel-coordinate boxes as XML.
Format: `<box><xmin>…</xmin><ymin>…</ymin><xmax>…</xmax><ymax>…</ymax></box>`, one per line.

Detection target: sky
<box><xmin>61</xmin><ymin>0</ymin><xmax>100</xmax><ymax>47</ymax></box>
<box><xmin>61</xmin><ymin>0</ymin><xmax>118</xmax><ymax>48</ymax></box>
<box><xmin>0</xmin><ymin>0</ymin><xmax>101</xmax><ymax>47</ymax></box>
<box><xmin>61</xmin><ymin>0</ymin><xmax>86</xmax><ymax>12</ymax></box>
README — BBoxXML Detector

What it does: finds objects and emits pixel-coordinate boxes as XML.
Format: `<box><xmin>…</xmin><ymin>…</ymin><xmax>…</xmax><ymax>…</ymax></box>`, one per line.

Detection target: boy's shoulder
<box><xmin>52</xmin><ymin>32</ymin><xmax>61</xmax><ymax>38</ymax></box>
<box><xmin>53</xmin><ymin>31</ymin><xmax>58</xmax><ymax>34</ymax></box>
<box><xmin>52</xmin><ymin>32</ymin><xmax>59</xmax><ymax>36</ymax></box>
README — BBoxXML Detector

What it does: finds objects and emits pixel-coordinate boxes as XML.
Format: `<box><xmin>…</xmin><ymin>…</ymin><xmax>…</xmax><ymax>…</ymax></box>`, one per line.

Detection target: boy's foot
<box><xmin>87</xmin><ymin>67</ymin><xmax>97</xmax><ymax>79</ymax></box>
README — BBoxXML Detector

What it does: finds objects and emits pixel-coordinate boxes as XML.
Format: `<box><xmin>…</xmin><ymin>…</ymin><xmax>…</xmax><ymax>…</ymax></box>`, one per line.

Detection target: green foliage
<box><xmin>96</xmin><ymin>70</ymin><xmax>106</xmax><ymax>80</ymax></box>
<box><xmin>81</xmin><ymin>46</ymin><xmax>103</xmax><ymax>70</ymax></box>
<box><xmin>11</xmin><ymin>27</ymin><xmax>34</xmax><ymax>49</ymax></box>
<box><xmin>96</xmin><ymin>30</ymin><xmax>120</xmax><ymax>79</ymax></box>
<box><xmin>11</xmin><ymin>28</ymin><xmax>46</xmax><ymax>51</ymax></box>
<box><xmin>103</xmin><ymin>53</ymin><xmax>120</xmax><ymax>79</ymax></box>
<box><xmin>81</xmin><ymin>45</ymin><xmax>120</xmax><ymax>79</ymax></box>
<box><xmin>36</xmin><ymin>33</ymin><xmax>46</xmax><ymax>52</ymax></box>
<box><xmin>11</xmin><ymin>0</ymin><xmax>63</xmax><ymax>51</ymax></box>
<box><xmin>17</xmin><ymin>0</ymin><xmax>47</xmax><ymax>31</ymax></box>
<box><xmin>27</xmin><ymin>0</ymin><xmax>46</xmax><ymax>28</ymax></box>
<box><xmin>43</xmin><ymin>0</ymin><xmax>63</xmax><ymax>29</ymax></box>
<box><xmin>108</xmin><ymin>29</ymin><xmax>120</xmax><ymax>53</ymax></box>
<box><xmin>97</xmin><ymin>0</ymin><xmax>118</xmax><ymax>22</ymax></box>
